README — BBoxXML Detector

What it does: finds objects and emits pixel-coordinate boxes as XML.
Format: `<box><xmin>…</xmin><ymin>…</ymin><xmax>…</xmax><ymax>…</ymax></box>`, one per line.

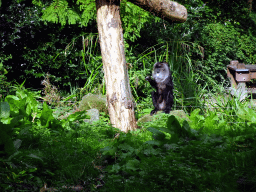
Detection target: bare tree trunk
<box><xmin>96</xmin><ymin>0</ymin><xmax>137</xmax><ymax>132</ymax></box>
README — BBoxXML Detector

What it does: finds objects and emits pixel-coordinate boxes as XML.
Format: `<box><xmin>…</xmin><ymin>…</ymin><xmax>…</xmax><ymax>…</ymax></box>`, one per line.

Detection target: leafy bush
<box><xmin>0</xmin><ymin>55</ymin><xmax>15</xmax><ymax>99</ymax></box>
<box><xmin>1</xmin><ymin>1</ymin><xmax>103</xmax><ymax>91</ymax></box>
<box><xmin>200</xmin><ymin>22</ymin><xmax>256</xmax><ymax>83</ymax></box>
<box><xmin>0</xmin><ymin>86</ymin><xmax>92</xmax><ymax>189</ymax></box>
<box><xmin>100</xmin><ymin>115</ymin><xmax>228</xmax><ymax>191</ymax></box>
<box><xmin>0</xmin><ymin>86</ymin><xmax>89</xmax><ymax>157</ymax></box>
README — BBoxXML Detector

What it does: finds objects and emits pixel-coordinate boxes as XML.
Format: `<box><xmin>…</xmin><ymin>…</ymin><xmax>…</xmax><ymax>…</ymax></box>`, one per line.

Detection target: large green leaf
<box><xmin>0</xmin><ymin>128</ymin><xmax>15</xmax><ymax>155</ymax></box>
<box><xmin>5</xmin><ymin>95</ymin><xmax>20</xmax><ymax>116</ymax></box>
<box><xmin>0</xmin><ymin>102</ymin><xmax>10</xmax><ymax>119</ymax></box>
<box><xmin>236</xmin><ymin>105</ymin><xmax>256</xmax><ymax>124</ymax></box>
<box><xmin>40</xmin><ymin>102</ymin><xmax>54</xmax><ymax>127</ymax></box>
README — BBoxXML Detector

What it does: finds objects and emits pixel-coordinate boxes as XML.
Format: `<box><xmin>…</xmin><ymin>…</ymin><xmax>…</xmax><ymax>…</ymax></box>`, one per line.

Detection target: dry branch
<box><xmin>128</xmin><ymin>0</ymin><xmax>187</xmax><ymax>23</ymax></box>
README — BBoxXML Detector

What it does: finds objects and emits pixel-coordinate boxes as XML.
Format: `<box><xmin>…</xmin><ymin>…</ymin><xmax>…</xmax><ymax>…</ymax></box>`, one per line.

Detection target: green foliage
<box><xmin>200</xmin><ymin>22</ymin><xmax>256</xmax><ymax>82</ymax></box>
<box><xmin>0</xmin><ymin>86</ymin><xmax>95</xmax><ymax>190</ymax></box>
<box><xmin>152</xmin><ymin>0</ymin><xmax>256</xmax><ymax>89</ymax></box>
<box><xmin>2</xmin><ymin>0</ymin><xmax>256</xmax><ymax>97</ymax></box>
<box><xmin>0</xmin><ymin>86</ymin><xmax>88</xmax><ymax>157</ymax></box>
<box><xmin>2</xmin><ymin>0</ymin><xmax>256</xmax><ymax>190</ymax></box>
<box><xmin>146</xmin><ymin>115</ymin><xmax>202</xmax><ymax>146</ymax></box>
<box><xmin>0</xmin><ymin>55</ymin><xmax>14</xmax><ymax>99</ymax></box>
<box><xmin>33</xmin><ymin>0</ymin><xmax>96</xmax><ymax>26</ymax></box>
<box><xmin>1</xmin><ymin>1</ymin><xmax>103</xmax><ymax>91</ymax></box>
<box><xmin>33</xmin><ymin>0</ymin><xmax>152</xmax><ymax>42</ymax></box>
<box><xmin>21</xmin><ymin>31</ymin><xmax>103</xmax><ymax>90</ymax></box>
<box><xmin>0</xmin><ymin>102</ymin><xmax>16</xmax><ymax>156</ymax></box>
<box><xmin>100</xmin><ymin>105</ymin><xmax>256</xmax><ymax>191</ymax></box>
<box><xmin>2</xmin><ymin>86</ymin><xmax>256</xmax><ymax>191</ymax></box>
<box><xmin>120</xmin><ymin>0</ymin><xmax>152</xmax><ymax>42</ymax></box>
<box><xmin>101</xmin><ymin>116</ymin><xmax>222</xmax><ymax>191</ymax></box>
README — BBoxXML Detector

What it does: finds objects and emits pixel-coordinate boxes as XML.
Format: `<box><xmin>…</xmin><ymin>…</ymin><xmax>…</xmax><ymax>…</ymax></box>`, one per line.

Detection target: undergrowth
<box><xmin>0</xmin><ymin>86</ymin><xmax>256</xmax><ymax>192</ymax></box>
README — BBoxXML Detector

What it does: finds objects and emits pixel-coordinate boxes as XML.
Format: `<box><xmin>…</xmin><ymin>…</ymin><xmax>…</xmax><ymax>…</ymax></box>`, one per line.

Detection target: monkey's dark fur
<box><xmin>146</xmin><ymin>62</ymin><xmax>174</xmax><ymax>115</ymax></box>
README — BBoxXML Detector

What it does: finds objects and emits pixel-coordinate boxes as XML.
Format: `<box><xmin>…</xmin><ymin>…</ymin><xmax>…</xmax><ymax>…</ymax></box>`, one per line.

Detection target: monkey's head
<box><xmin>152</xmin><ymin>62</ymin><xmax>170</xmax><ymax>83</ymax></box>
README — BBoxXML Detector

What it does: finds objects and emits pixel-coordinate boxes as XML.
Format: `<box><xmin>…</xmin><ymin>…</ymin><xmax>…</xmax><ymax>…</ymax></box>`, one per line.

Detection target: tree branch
<box><xmin>128</xmin><ymin>0</ymin><xmax>187</xmax><ymax>23</ymax></box>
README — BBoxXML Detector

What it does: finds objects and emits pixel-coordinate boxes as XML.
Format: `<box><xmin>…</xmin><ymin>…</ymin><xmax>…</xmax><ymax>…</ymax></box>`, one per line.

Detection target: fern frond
<box><xmin>121</xmin><ymin>0</ymin><xmax>152</xmax><ymax>42</ymax></box>
<box><xmin>33</xmin><ymin>0</ymin><xmax>96</xmax><ymax>26</ymax></box>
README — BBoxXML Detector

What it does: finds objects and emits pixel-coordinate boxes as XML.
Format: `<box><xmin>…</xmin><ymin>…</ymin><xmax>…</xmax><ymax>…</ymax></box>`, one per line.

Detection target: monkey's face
<box><xmin>153</xmin><ymin>62</ymin><xmax>169</xmax><ymax>83</ymax></box>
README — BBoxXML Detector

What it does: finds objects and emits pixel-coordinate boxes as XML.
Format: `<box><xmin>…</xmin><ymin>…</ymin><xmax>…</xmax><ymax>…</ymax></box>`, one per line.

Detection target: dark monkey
<box><xmin>146</xmin><ymin>62</ymin><xmax>174</xmax><ymax>115</ymax></box>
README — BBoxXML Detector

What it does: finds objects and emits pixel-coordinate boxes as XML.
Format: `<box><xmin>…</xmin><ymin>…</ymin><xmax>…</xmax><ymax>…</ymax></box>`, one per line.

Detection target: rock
<box><xmin>84</xmin><ymin>108</ymin><xmax>100</xmax><ymax>123</ymax></box>
<box><xmin>79</xmin><ymin>93</ymin><xmax>108</xmax><ymax>113</ymax></box>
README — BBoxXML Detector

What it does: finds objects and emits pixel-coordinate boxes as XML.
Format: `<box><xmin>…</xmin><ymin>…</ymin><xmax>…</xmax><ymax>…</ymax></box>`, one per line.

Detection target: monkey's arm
<box><xmin>146</xmin><ymin>76</ymin><xmax>157</xmax><ymax>89</ymax></box>
<box><xmin>165</xmin><ymin>77</ymin><xmax>174</xmax><ymax>88</ymax></box>
<box><xmin>166</xmin><ymin>82</ymin><xmax>173</xmax><ymax>88</ymax></box>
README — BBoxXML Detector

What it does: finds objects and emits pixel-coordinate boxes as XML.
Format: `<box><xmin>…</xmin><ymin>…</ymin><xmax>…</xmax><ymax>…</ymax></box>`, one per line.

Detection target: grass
<box><xmin>1</xmin><ymin>84</ymin><xmax>256</xmax><ymax>192</ymax></box>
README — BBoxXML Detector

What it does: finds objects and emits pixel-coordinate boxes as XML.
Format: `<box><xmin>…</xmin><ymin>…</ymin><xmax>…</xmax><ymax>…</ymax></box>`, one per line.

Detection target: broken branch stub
<box><xmin>128</xmin><ymin>0</ymin><xmax>187</xmax><ymax>23</ymax></box>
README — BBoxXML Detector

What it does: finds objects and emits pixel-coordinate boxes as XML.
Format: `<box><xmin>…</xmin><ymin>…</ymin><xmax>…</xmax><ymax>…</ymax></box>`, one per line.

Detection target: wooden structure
<box><xmin>227</xmin><ymin>60</ymin><xmax>256</xmax><ymax>100</ymax></box>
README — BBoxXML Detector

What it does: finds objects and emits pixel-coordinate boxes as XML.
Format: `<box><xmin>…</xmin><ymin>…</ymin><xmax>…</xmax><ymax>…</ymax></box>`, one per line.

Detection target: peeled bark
<box><xmin>128</xmin><ymin>0</ymin><xmax>187</xmax><ymax>23</ymax></box>
<box><xmin>96</xmin><ymin>0</ymin><xmax>137</xmax><ymax>132</ymax></box>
